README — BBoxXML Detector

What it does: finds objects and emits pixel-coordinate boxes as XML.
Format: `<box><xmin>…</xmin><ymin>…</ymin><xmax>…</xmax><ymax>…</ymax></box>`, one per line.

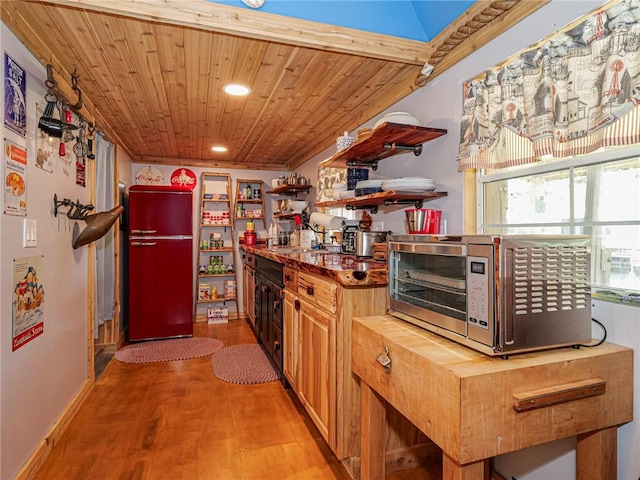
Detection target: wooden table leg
<box><xmin>360</xmin><ymin>382</ymin><xmax>386</xmax><ymax>480</ymax></box>
<box><xmin>576</xmin><ymin>427</ymin><xmax>617</xmax><ymax>480</ymax></box>
<box><xmin>443</xmin><ymin>453</ymin><xmax>488</xmax><ymax>480</ymax></box>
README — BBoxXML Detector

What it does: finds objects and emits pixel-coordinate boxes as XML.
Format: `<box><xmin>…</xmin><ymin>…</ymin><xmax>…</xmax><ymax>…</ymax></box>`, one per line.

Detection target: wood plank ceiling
<box><xmin>0</xmin><ymin>0</ymin><xmax>547</xmax><ymax>170</ymax></box>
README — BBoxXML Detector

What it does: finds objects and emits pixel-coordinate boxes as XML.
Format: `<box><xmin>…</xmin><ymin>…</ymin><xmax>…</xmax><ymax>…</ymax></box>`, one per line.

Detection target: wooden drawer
<box><xmin>298</xmin><ymin>271</ymin><xmax>337</xmax><ymax>314</ymax></box>
<box><xmin>283</xmin><ymin>266</ymin><xmax>298</xmax><ymax>291</ymax></box>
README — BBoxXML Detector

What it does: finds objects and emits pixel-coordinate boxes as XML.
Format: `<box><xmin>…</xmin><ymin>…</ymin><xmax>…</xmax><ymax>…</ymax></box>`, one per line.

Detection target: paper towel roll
<box><xmin>309</xmin><ymin>212</ymin><xmax>346</xmax><ymax>229</ymax></box>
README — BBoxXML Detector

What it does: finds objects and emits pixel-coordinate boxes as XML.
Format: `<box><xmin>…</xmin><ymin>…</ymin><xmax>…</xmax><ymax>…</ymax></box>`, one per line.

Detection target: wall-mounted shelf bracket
<box><xmin>347</xmin><ymin>159</ymin><xmax>379</xmax><ymax>171</ymax></box>
<box><xmin>383</xmin><ymin>142</ymin><xmax>423</xmax><ymax>156</ymax></box>
<box><xmin>384</xmin><ymin>198</ymin><xmax>424</xmax><ymax>209</ymax></box>
<box><xmin>346</xmin><ymin>204</ymin><xmax>378</xmax><ymax>214</ymax></box>
<box><xmin>53</xmin><ymin>193</ymin><xmax>94</xmax><ymax>220</ymax></box>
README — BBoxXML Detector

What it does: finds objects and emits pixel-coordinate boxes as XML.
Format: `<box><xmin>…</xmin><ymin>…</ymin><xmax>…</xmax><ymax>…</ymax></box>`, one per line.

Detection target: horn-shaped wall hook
<box><xmin>73</xmin><ymin>205</ymin><xmax>124</xmax><ymax>249</ymax></box>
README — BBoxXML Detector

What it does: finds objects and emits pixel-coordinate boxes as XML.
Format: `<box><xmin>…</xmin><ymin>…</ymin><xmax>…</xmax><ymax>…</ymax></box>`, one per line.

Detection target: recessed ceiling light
<box><xmin>223</xmin><ymin>83</ymin><xmax>251</xmax><ymax>96</ymax></box>
<box><xmin>211</xmin><ymin>146</ymin><xmax>228</xmax><ymax>153</ymax></box>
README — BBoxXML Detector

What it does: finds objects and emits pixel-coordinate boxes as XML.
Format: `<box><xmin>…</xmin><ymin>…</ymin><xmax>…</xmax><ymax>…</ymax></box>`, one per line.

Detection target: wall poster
<box><xmin>12</xmin><ymin>255</ymin><xmax>45</xmax><ymax>351</ymax></box>
<box><xmin>4</xmin><ymin>52</ymin><xmax>26</xmax><ymax>137</ymax></box>
<box><xmin>4</xmin><ymin>137</ymin><xmax>27</xmax><ymax>216</ymax></box>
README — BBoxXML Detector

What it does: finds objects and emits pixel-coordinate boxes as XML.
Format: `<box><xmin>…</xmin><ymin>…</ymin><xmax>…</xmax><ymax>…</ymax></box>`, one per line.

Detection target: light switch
<box><xmin>23</xmin><ymin>218</ymin><xmax>37</xmax><ymax>247</ymax></box>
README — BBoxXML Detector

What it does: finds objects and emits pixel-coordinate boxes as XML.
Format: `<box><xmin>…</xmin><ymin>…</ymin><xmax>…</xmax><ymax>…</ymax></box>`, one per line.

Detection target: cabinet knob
<box><xmin>285</xmin><ymin>274</ymin><xmax>291</xmax><ymax>282</ymax></box>
<box><xmin>306</xmin><ymin>286</ymin><xmax>314</xmax><ymax>296</ymax></box>
<box><xmin>273</xmin><ymin>300</ymin><xmax>280</xmax><ymax>312</ymax></box>
<box><xmin>295</xmin><ymin>299</ymin><xmax>300</xmax><ymax>310</ymax></box>
<box><xmin>274</xmin><ymin>340</ymin><xmax>280</xmax><ymax>351</ymax></box>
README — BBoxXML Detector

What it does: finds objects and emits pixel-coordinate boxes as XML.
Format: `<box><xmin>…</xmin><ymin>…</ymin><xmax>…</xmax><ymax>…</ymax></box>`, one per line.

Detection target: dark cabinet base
<box><xmin>255</xmin><ymin>270</ymin><xmax>285</xmax><ymax>383</ymax></box>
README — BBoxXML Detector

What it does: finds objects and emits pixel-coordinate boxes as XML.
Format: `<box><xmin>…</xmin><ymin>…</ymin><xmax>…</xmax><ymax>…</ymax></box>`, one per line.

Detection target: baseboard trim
<box><xmin>13</xmin><ymin>378</ymin><xmax>94</xmax><ymax>480</ymax></box>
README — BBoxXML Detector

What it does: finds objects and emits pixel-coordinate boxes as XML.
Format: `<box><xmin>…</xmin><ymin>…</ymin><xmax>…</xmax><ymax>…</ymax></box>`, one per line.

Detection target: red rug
<box><xmin>114</xmin><ymin>337</ymin><xmax>224</xmax><ymax>364</ymax></box>
<box><xmin>211</xmin><ymin>344</ymin><xmax>281</xmax><ymax>384</ymax></box>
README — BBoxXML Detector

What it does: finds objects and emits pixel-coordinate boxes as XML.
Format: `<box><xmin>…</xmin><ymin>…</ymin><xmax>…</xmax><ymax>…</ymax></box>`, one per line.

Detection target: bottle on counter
<box><xmin>290</xmin><ymin>229</ymin><xmax>300</xmax><ymax>247</ymax></box>
<box><xmin>268</xmin><ymin>221</ymin><xmax>278</xmax><ymax>247</ymax></box>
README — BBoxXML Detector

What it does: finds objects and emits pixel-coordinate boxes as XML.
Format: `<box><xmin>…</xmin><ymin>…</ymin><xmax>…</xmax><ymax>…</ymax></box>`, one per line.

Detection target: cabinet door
<box><xmin>242</xmin><ymin>265</ymin><xmax>255</xmax><ymax>325</ymax></box>
<box><xmin>299</xmin><ymin>301</ymin><xmax>335</xmax><ymax>448</ymax></box>
<box><xmin>283</xmin><ymin>290</ymin><xmax>300</xmax><ymax>390</ymax></box>
<box><xmin>257</xmin><ymin>277</ymin><xmax>270</xmax><ymax>351</ymax></box>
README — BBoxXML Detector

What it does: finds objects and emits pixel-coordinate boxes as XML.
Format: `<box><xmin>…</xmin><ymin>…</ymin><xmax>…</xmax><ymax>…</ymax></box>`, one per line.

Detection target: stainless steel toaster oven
<box><xmin>388</xmin><ymin>234</ymin><xmax>592</xmax><ymax>356</ymax></box>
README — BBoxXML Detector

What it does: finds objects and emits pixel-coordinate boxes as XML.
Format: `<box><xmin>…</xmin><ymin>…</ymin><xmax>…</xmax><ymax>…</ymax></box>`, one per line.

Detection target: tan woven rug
<box><xmin>115</xmin><ymin>337</ymin><xmax>224</xmax><ymax>364</ymax></box>
<box><xmin>211</xmin><ymin>344</ymin><xmax>281</xmax><ymax>384</ymax></box>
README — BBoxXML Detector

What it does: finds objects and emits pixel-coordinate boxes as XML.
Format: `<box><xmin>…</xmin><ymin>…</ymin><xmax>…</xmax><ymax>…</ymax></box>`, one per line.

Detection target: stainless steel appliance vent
<box><xmin>512</xmin><ymin>244</ymin><xmax>590</xmax><ymax>315</ymax></box>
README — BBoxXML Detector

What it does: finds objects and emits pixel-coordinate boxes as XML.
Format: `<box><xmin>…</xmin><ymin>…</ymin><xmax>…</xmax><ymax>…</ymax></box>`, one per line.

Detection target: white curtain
<box><xmin>94</xmin><ymin>133</ymin><xmax>115</xmax><ymax>337</ymax></box>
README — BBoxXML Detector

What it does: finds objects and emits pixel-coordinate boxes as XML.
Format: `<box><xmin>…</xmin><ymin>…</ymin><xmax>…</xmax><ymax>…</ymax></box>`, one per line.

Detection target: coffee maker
<box><xmin>341</xmin><ymin>220</ymin><xmax>360</xmax><ymax>254</ymax></box>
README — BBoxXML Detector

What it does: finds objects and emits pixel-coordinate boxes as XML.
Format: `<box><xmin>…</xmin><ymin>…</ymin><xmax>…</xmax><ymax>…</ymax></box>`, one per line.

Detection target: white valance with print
<box><xmin>457</xmin><ymin>0</ymin><xmax>640</xmax><ymax>171</ymax></box>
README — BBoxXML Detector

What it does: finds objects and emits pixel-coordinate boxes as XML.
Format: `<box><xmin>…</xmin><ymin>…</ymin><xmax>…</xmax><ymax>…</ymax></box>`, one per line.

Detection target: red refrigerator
<box><xmin>128</xmin><ymin>185</ymin><xmax>193</xmax><ymax>340</ymax></box>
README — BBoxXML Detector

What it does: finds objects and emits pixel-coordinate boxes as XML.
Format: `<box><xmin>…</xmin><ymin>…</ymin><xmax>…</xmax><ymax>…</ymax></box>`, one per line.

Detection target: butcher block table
<box><xmin>352</xmin><ymin>316</ymin><xmax>633</xmax><ymax>480</ymax></box>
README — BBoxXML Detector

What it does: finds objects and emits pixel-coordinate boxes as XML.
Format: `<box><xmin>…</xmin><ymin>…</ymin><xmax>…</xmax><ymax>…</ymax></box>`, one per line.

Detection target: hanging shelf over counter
<box><xmin>316</xmin><ymin>190</ymin><xmax>447</xmax><ymax>213</ymax></box>
<box><xmin>318</xmin><ymin>122</ymin><xmax>447</xmax><ymax>171</ymax></box>
<box><xmin>266</xmin><ymin>184</ymin><xmax>312</xmax><ymax>196</ymax></box>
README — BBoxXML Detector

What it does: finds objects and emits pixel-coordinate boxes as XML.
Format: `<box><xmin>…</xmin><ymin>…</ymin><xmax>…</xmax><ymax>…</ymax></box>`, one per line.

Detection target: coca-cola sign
<box><xmin>135</xmin><ymin>165</ymin><xmax>164</xmax><ymax>185</ymax></box>
<box><xmin>170</xmin><ymin>168</ymin><xmax>197</xmax><ymax>190</ymax></box>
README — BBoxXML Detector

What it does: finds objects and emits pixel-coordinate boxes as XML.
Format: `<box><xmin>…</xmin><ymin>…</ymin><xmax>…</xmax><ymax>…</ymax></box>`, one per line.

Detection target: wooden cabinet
<box><xmin>284</xmin><ymin>269</ymin><xmax>337</xmax><ymax>446</ymax></box>
<box><xmin>298</xmin><ymin>272</ymin><xmax>337</xmax><ymax>314</ymax></box>
<box><xmin>299</xmin><ymin>300</ymin><xmax>335</xmax><ymax>445</ymax></box>
<box><xmin>242</xmin><ymin>260</ymin><xmax>256</xmax><ymax>327</ymax></box>
<box><xmin>282</xmin><ymin>266</ymin><xmax>426</xmax><ymax>474</ymax></box>
<box><xmin>283</xmin><ymin>290</ymin><xmax>300</xmax><ymax>390</ymax></box>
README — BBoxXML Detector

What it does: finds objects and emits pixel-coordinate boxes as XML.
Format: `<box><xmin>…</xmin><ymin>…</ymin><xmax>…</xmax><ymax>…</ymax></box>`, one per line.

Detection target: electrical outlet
<box><xmin>23</xmin><ymin>218</ymin><xmax>37</xmax><ymax>247</ymax></box>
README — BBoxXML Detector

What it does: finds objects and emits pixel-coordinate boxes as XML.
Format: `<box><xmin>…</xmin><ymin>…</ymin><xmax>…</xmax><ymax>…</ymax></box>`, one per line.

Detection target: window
<box><xmin>478</xmin><ymin>145</ymin><xmax>640</xmax><ymax>301</ymax></box>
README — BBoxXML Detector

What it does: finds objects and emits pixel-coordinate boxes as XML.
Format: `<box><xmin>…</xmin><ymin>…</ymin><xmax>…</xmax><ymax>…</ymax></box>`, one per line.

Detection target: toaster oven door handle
<box><xmin>388</xmin><ymin>241</ymin><xmax>467</xmax><ymax>256</ymax></box>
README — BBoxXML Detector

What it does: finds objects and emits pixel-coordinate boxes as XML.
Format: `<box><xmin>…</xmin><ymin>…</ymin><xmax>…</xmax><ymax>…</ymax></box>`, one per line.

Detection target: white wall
<box><xmin>1</xmin><ymin>24</ymin><xmax>92</xmax><ymax>479</ymax></box>
<box><xmin>299</xmin><ymin>1</ymin><xmax>638</xmax><ymax>478</ymax></box>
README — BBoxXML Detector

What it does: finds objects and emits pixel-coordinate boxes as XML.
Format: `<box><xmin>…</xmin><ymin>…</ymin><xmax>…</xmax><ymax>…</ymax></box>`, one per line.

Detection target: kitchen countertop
<box><xmin>240</xmin><ymin>245</ymin><xmax>388</xmax><ymax>287</ymax></box>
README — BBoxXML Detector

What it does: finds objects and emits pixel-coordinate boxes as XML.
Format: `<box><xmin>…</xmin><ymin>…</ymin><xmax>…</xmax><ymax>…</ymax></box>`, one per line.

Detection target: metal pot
<box><xmin>355</xmin><ymin>231</ymin><xmax>389</xmax><ymax>257</ymax></box>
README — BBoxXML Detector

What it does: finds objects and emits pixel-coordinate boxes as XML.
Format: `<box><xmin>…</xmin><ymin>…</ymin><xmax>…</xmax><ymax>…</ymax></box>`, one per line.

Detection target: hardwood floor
<box><xmin>33</xmin><ymin>319</ymin><xmax>440</xmax><ymax>480</ymax></box>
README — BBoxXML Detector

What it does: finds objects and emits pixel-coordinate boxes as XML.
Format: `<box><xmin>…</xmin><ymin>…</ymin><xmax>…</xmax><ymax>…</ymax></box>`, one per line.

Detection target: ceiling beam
<box><xmin>29</xmin><ymin>0</ymin><xmax>430</xmax><ymax>65</ymax></box>
<box><xmin>141</xmin><ymin>155</ymin><xmax>287</xmax><ymax>171</ymax></box>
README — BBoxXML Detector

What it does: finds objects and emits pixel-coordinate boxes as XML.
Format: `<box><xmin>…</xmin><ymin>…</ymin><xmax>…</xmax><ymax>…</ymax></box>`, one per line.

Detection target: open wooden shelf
<box><xmin>234</xmin><ymin>179</ymin><xmax>266</xmax><ymax>229</ymax></box>
<box><xmin>318</xmin><ymin>122</ymin><xmax>447</xmax><ymax>170</ymax></box>
<box><xmin>316</xmin><ymin>190</ymin><xmax>447</xmax><ymax>211</ymax></box>
<box><xmin>196</xmin><ymin>296</ymin><xmax>237</xmax><ymax>304</ymax></box>
<box><xmin>266</xmin><ymin>184</ymin><xmax>312</xmax><ymax>196</ymax></box>
<box><xmin>197</xmin><ymin>273</ymin><xmax>236</xmax><ymax>279</ymax></box>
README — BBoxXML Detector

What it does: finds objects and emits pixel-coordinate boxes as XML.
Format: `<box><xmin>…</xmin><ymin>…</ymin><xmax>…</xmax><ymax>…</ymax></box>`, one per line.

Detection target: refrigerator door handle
<box><xmin>130</xmin><ymin>229</ymin><xmax>157</xmax><ymax>234</ymax></box>
<box><xmin>131</xmin><ymin>241</ymin><xmax>157</xmax><ymax>246</ymax></box>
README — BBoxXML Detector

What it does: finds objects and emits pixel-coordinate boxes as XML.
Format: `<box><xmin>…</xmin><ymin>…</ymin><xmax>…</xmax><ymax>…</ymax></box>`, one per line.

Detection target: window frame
<box><xmin>475</xmin><ymin>144</ymin><xmax>640</xmax><ymax>303</ymax></box>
